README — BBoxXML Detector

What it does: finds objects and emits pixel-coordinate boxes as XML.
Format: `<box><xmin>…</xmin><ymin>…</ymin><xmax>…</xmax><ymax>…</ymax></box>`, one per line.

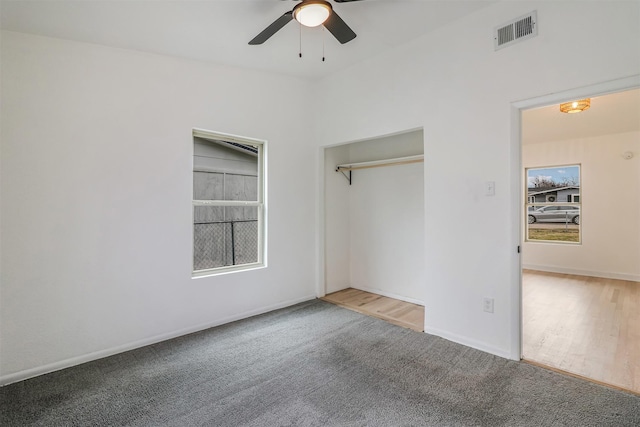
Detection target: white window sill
<box><xmin>192</xmin><ymin>262</ymin><xmax>266</xmax><ymax>279</ymax></box>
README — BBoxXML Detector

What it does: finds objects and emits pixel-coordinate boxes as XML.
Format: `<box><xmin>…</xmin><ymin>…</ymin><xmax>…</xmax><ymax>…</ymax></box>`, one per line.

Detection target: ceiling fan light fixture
<box><xmin>560</xmin><ymin>98</ymin><xmax>591</xmax><ymax>113</ymax></box>
<box><xmin>293</xmin><ymin>0</ymin><xmax>332</xmax><ymax>28</ymax></box>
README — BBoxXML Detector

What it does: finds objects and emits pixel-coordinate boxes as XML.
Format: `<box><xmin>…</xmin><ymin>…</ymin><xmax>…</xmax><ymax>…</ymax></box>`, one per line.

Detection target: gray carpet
<box><xmin>1</xmin><ymin>300</ymin><xmax>638</xmax><ymax>426</ymax></box>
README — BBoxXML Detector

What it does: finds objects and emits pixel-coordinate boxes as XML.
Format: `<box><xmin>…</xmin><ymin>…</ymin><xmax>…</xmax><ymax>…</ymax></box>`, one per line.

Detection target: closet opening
<box><xmin>322</xmin><ymin>129</ymin><xmax>425</xmax><ymax>331</ymax></box>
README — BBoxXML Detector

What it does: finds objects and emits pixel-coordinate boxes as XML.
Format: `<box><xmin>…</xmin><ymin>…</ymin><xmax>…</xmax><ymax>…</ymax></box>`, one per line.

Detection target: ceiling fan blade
<box><xmin>323</xmin><ymin>10</ymin><xmax>356</xmax><ymax>44</ymax></box>
<box><xmin>249</xmin><ymin>11</ymin><xmax>293</xmax><ymax>45</ymax></box>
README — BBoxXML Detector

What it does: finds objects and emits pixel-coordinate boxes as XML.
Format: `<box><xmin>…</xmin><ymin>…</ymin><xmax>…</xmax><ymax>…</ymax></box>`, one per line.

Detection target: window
<box><xmin>526</xmin><ymin>165</ymin><xmax>580</xmax><ymax>243</ymax></box>
<box><xmin>192</xmin><ymin>129</ymin><xmax>266</xmax><ymax>276</ymax></box>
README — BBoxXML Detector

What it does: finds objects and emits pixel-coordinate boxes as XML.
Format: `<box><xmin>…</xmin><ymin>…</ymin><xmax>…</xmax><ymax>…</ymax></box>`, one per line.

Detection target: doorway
<box><xmin>519</xmin><ymin>86</ymin><xmax>640</xmax><ymax>394</ymax></box>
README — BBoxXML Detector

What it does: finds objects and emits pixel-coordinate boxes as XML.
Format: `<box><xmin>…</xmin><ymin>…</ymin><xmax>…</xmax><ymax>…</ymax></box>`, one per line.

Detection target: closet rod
<box><xmin>336</xmin><ymin>154</ymin><xmax>424</xmax><ymax>172</ymax></box>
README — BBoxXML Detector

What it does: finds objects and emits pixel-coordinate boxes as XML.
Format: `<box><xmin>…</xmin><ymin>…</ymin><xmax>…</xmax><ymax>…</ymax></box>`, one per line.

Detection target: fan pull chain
<box><xmin>322</xmin><ymin>26</ymin><xmax>325</xmax><ymax>62</ymax></box>
<box><xmin>299</xmin><ymin>22</ymin><xmax>302</xmax><ymax>58</ymax></box>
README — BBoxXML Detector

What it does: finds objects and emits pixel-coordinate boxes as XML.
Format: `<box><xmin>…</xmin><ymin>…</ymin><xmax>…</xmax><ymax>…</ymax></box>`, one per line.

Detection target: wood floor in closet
<box><xmin>321</xmin><ymin>288</ymin><xmax>424</xmax><ymax>332</ymax></box>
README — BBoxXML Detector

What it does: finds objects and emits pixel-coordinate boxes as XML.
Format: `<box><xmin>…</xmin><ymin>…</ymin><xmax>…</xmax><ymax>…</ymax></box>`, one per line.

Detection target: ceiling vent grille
<box><xmin>494</xmin><ymin>11</ymin><xmax>537</xmax><ymax>50</ymax></box>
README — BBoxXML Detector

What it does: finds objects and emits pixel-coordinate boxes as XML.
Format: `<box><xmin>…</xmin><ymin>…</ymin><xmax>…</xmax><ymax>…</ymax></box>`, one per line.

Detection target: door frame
<box><xmin>509</xmin><ymin>74</ymin><xmax>640</xmax><ymax>360</ymax></box>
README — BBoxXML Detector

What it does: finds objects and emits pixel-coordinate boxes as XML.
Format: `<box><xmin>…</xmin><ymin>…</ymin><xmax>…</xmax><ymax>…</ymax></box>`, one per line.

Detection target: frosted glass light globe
<box><xmin>293</xmin><ymin>1</ymin><xmax>332</xmax><ymax>28</ymax></box>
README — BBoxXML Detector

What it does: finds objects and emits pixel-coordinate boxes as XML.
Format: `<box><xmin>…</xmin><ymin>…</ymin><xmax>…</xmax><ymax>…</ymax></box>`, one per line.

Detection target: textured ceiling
<box><xmin>0</xmin><ymin>0</ymin><xmax>496</xmax><ymax>79</ymax></box>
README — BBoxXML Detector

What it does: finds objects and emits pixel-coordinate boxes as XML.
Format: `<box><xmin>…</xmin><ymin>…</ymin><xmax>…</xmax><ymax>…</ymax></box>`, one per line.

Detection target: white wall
<box><xmin>315</xmin><ymin>1</ymin><xmax>640</xmax><ymax>358</ymax></box>
<box><xmin>349</xmin><ymin>162</ymin><xmax>424</xmax><ymax>303</ymax></box>
<box><xmin>323</xmin><ymin>144</ymin><xmax>350</xmax><ymax>294</ymax></box>
<box><xmin>0</xmin><ymin>32</ymin><xmax>317</xmax><ymax>383</ymax></box>
<box><xmin>324</xmin><ymin>131</ymin><xmax>424</xmax><ymax>302</ymax></box>
<box><xmin>523</xmin><ymin>131</ymin><xmax>640</xmax><ymax>281</ymax></box>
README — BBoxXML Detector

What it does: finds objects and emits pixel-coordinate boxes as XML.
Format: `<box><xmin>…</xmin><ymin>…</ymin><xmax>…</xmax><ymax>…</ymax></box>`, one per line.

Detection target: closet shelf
<box><xmin>335</xmin><ymin>154</ymin><xmax>424</xmax><ymax>185</ymax></box>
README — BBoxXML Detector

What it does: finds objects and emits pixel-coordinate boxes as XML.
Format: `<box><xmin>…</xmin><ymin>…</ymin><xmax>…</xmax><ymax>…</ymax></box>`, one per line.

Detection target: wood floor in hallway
<box><xmin>522</xmin><ymin>270</ymin><xmax>640</xmax><ymax>395</ymax></box>
<box><xmin>321</xmin><ymin>288</ymin><xmax>424</xmax><ymax>332</ymax></box>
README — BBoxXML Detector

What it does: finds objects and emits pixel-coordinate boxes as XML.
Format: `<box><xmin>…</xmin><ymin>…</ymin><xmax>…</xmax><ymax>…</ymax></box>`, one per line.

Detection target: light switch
<box><xmin>485</xmin><ymin>181</ymin><xmax>495</xmax><ymax>196</ymax></box>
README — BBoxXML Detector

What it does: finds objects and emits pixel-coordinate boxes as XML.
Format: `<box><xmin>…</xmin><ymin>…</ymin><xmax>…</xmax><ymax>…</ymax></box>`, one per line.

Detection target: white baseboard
<box><xmin>523</xmin><ymin>264</ymin><xmax>640</xmax><ymax>282</ymax></box>
<box><xmin>351</xmin><ymin>285</ymin><xmax>424</xmax><ymax>306</ymax></box>
<box><xmin>0</xmin><ymin>295</ymin><xmax>317</xmax><ymax>387</ymax></box>
<box><xmin>423</xmin><ymin>326</ymin><xmax>514</xmax><ymax>360</ymax></box>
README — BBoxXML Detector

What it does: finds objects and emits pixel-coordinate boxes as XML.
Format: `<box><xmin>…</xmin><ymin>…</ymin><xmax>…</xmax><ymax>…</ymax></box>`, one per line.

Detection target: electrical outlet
<box><xmin>483</xmin><ymin>297</ymin><xmax>494</xmax><ymax>313</ymax></box>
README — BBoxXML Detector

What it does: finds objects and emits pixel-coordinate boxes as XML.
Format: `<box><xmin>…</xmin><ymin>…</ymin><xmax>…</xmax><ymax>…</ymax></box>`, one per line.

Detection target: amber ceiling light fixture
<box><xmin>293</xmin><ymin>0</ymin><xmax>332</xmax><ymax>27</ymax></box>
<box><xmin>560</xmin><ymin>99</ymin><xmax>591</xmax><ymax>113</ymax></box>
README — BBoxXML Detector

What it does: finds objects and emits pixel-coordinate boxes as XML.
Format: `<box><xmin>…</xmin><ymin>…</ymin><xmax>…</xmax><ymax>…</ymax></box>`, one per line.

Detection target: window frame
<box><xmin>191</xmin><ymin>129</ymin><xmax>267</xmax><ymax>277</ymax></box>
<box><xmin>525</xmin><ymin>164</ymin><xmax>581</xmax><ymax>244</ymax></box>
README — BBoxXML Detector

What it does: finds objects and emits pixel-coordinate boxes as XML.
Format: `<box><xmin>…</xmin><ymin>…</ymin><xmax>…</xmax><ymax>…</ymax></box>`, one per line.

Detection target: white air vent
<box><xmin>494</xmin><ymin>11</ymin><xmax>537</xmax><ymax>50</ymax></box>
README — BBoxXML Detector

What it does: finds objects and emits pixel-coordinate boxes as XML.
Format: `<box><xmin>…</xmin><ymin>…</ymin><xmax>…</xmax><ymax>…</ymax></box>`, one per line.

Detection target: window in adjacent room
<box><xmin>192</xmin><ymin>129</ymin><xmax>266</xmax><ymax>276</ymax></box>
<box><xmin>525</xmin><ymin>165</ymin><xmax>581</xmax><ymax>243</ymax></box>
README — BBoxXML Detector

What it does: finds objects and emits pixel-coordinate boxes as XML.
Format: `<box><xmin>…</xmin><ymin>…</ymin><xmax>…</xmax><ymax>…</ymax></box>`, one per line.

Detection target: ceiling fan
<box><xmin>249</xmin><ymin>0</ymin><xmax>360</xmax><ymax>46</ymax></box>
